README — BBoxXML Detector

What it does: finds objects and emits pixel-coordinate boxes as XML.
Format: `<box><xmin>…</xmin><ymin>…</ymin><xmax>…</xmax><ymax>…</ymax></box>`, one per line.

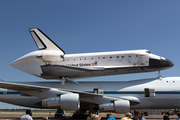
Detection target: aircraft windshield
<box><xmin>146</xmin><ymin>51</ymin><xmax>151</xmax><ymax>54</ymax></box>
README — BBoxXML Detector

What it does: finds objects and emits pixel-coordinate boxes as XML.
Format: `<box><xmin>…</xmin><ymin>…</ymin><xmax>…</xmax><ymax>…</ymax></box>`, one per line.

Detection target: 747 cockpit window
<box><xmin>146</xmin><ymin>51</ymin><xmax>151</xmax><ymax>54</ymax></box>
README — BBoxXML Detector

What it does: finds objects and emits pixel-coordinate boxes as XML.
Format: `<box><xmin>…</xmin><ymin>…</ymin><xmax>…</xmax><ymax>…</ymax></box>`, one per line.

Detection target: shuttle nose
<box><xmin>149</xmin><ymin>58</ymin><xmax>174</xmax><ymax>69</ymax></box>
<box><xmin>165</xmin><ymin>59</ymin><xmax>174</xmax><ymax>67</ymax></box>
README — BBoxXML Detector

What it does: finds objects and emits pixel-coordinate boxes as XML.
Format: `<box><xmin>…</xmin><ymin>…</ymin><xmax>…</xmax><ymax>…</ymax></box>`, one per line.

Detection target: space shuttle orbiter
<box><xmin>9</xmin><ymin>28</ymin><xmax>174</xmax><ymax>85</ymax></box>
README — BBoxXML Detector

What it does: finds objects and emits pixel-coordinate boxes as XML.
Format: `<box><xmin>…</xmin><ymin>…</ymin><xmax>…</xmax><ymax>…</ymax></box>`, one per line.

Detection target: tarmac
<box><xmin>0</xmin><ymin>112</ymin><xmax>178</xmax><ymax>120</ymax></box>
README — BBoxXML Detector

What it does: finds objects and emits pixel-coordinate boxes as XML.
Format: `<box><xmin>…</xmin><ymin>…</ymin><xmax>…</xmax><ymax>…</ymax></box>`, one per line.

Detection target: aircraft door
<box><xmin>94</xmin><ymin>88</ymin><xmax>104</xmax><ymax>94</ymax></box>
<box><xmin>144</xmin><ymin>88</ymin><xmax>155</xmax><ymax>97</ymax></box>
<box><xmin>139</xmin><ymin>55</ymin><xmax>149</xmax><ymax>66</ymax></box>
<box><xmin>139</xmin><ymin>50</ymin><xmax>149</xmax><ymax>66</ymax></box>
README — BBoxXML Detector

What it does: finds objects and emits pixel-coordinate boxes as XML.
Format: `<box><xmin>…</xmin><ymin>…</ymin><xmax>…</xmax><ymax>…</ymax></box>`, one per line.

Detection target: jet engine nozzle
<box><xmin>42</xmin><ymin>93</ymin><xmax>80</xmax><ymax>110</ymax></box>
<box><xmin>99</xmin><ymin>100</ymin><xmax>130</xmax><ymax>113</ymax></box>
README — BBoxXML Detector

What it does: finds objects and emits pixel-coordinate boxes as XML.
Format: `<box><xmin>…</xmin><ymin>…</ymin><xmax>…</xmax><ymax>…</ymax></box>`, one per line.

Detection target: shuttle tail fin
<box><xmin>29</xmin><ymin>28</ymin><xmax>65</xmax><ymax>54</ymax></box>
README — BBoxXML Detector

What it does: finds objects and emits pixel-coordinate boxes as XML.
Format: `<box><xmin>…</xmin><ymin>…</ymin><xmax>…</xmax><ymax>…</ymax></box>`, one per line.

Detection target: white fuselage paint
<box><xmin>0</xmin><ymin>77</ymin><xmax>180</xmax><ymax>109</ymax></box>
<box><xmin>9</xmin><ymin>49</ymin><xmax>172</xmax><ymax>80</ymax></box>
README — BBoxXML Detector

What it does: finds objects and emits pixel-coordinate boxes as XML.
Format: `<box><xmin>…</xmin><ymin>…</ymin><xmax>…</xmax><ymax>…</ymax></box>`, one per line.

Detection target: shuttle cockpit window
<box><xmin>146</xmin><ymin>51</ymin><xmax>151</xmax><ymax>54</ymax></box>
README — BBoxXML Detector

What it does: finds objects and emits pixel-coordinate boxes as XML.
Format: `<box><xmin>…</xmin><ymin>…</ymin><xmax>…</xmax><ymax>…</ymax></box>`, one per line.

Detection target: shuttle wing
<box><xmin>40</xmin><ymin>65</ymin><xmax>105</xmax><ymax>79</ymax></box>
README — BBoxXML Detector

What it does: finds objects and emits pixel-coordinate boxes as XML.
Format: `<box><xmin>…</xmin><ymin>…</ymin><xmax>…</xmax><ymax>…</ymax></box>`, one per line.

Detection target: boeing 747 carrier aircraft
<box><xmin>0</xmin><ymin>77</ymin><xmax>180</xmax><ymax>117</ymax></box>
<box><xmin>9</xmin><ymin>28</ymin><xmax>174</xmax><ymax>85</ymax></box>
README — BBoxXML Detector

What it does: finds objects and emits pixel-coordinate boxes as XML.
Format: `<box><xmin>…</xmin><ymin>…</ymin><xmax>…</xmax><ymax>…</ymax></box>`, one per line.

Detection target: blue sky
<box><xmin>0</xmin><ymin>1</ymin><xmax>180</xmax><ymax>109</ymax></box>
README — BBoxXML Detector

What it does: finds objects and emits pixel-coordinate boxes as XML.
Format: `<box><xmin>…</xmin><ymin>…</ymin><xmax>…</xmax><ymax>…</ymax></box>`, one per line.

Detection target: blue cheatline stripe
<box><xmin>0</xmin><ymin>91</ymin><xmax>22</xmax><ymax>95</ymax></box>
<box><xmin>156</xmin><ymin>91</ymin><xmax>180</xmax><ymax>94</ymax></box>
<box><xmin>85</xmin><ymin>91</ymin><xmax>144</xmax><ymax>94</ymax></box>
<box><xmin>85</xmin><ymin>91</ymin><xmax>180</xmax><ymax>94</ymax></box>
<box><xmin>0</xmin><ymin>91</ymin><xmax>180</xmax><ymax>95</ymax></box>
<box><xmin>104</xmin><ymin>91</ymin><xmax>144</xmax><ymax>94</ymax></box>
